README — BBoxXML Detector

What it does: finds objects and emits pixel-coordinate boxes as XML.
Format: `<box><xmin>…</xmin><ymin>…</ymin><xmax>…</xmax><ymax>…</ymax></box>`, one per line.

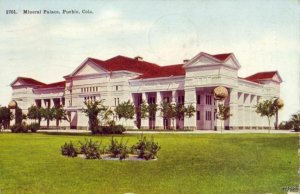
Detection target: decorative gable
<box><xmin>272</xmin><ymin>73</ymin><xmax>282</xmax><ymax>83</ymax></box>
<box><xmin>12</xmin><ymin>80</ymin><xmax>25</xmax><ymax>86</ymax></box>
<box><xmin>70</xmin><ymin>59</ymin><xmax>109</xmax><ymax>77</ymax></box>
<box><xmin>183</xmin><ymin>52</ymin><xmax>241</xmax><ymax>70</ymax></box>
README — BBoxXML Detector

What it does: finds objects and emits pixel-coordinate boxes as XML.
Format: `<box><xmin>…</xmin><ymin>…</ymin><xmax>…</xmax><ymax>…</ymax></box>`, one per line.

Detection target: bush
<box><xmin>79</xmin><ymin>139</ymin><xmax>101</xmax><ymax>159</ymax></box>
<box><xmin>61</xmin><ymin>141</ymin><xmax>78</xmax><ymax>157</ymax></box>
<box><xmin>26</xmin><ymin>123</ymin><xmax>40</xmax><ymax>132</ymax></box>
<box><xmin>279</xmin><ymin>121</ymin><xmax>293</xmax><ymax>130</ymax></box>
<box><xmin>131</xmin><ymin>135</ymin><xmax>160</xmax><ymax>160</ymax></box>
<box><xmin>107</xmin><ymin>137</ymin><xmax>129</xmax><ymax>160</ymax></box>
<box><xmin>10</xmin><ymin>123</ymin><xmax>27</xmax><ymax>133</ymax></box>
<box><xmin>91</xmin><ymin>125</ymin><xmax>126</xmax><ymax>135</ymax></box>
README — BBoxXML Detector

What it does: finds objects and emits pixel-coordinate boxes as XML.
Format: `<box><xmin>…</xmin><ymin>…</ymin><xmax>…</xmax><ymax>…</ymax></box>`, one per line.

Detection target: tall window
<box><xmin>178</xmin><ymin>96</ymin><xmax>184</xmax><ymax>104</ymax></box>
<box><xmin>116</xmin><ymin>85</ymin><xmax>118</xmax><ymax>91</ymax></box>
<box><xmin>206</xmin><ymin>95</ymin><xmax>212</xmax><ymax>105</ymax></box>
<box><xmin>148</xmin><ymin>97</ymin><xmax>156</xmax><ymax>104</ymax></box>
<box><xmin>205</xmin><ymin>111</ymin><xmax>212</xmax><ymax>120</ymax></box>
<box><xmin>197</xmin><ymin>95</ymin><xmax>201</xmax><ymax>105</ymax></box>
<box><xmin>197</xmin><ymin>111</ymin><xmax>200</xmax><ymax>120</ymax></box>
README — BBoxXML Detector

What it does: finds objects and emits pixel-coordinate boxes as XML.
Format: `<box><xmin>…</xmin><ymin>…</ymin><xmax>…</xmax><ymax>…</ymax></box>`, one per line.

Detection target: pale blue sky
<box><xmin>0</xmin><ymin>0</ymin><xmax>299</xmax><ymax>121</ymax></box>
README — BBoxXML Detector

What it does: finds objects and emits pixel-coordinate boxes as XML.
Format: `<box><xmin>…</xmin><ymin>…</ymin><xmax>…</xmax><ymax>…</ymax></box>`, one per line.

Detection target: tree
<box><xmin>15</xmin><ymin>107</ymin><xmax>25</xmax><ymax>125</ymax></box>
<box><xmin>255</xmin><ymin>99</ymin><xmax>276</xmax><ymax>133</ymax></box>
<box><xmin>272</xmin><ymin>98</ymin><xmax>284</xmax><ymax>129</ymax></box>
<box><xmin>0</xmin><ymin>106</ymin><xmax>13</xmax><ymax>130</ymax></box>
<box><xmin>27</xmin><ymin>105</ymin><xmax>42</xmax><ymax>126</ymax></box>
<box><xmin>115</xmin><ymin>100</ymin><xmax>135</xmax><ymax>126</ymax></box>
<box><xmin>185</xmin><ymin>104</ymin><xmax>196</xmax><ymax>118</ymax></box>
<box><xmin>148</xmin><ymin>103</ymin><xmax>158</xmax><ymax>129</ymax></box>
<box><xmin>41</xmin><ymin>107</ymin><xmax>54</xmax><ymax>128</ymax></box>
<box><xmin>289</xmin><ymin>111</ymin><xmax>300</xmax><ymax>131</ymax></box>
<box><xmin>52</xmin><ymin>105</ymin><xmax>69</xmax><ymax>127</ymax></box>
<box><xmin>159</xmin><ymin>101</ymin><xmax>176</xmax><ymax>130</ymax></box>
<box><xmin>81</xmin><ymin>100</ymin><xmax>107</xmax><ymax>131</ymax></box>
<box><xmin>103</xmin><ymin>107</ymin><xmax>115</xmax><ymax>126</ymax></box>
<box><xmin>174</xmin><ymin>103</ymin><xmax>186</xmax><ymax>130</ymax></box>
<box><xmin>216</xmin><ymin>104</ymin><xmax>232</xmax><ymax>133</ymax></box>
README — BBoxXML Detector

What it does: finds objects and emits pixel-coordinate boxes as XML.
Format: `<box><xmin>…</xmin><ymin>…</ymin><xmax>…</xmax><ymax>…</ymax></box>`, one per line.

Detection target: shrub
<box><xmin>10</xmin><ymin>123</ymin><xmax>27</xmax><ymax>133</ymax></box>
<box><xmin>91</xmin><ymin>125</ymin><xmax>126</xmax><ymax>135</ymax></box>
<box><xmin>107</xmin><ymin>137</ymin><xmax>129</xmax><ymax>160</ymax></box>
<box><xmin>132</xmin><ymin>135</ymin><xmax>160</xmax><ymax>160</ymax></box>
<box><xmin>79</xmin><ymin>138</ymin><xmax>101</xmax><ymax>159</ymax></box>
<box><xmin>61</xmin><ymin>141</ymin><xmax>78</xmax><ymax>157</ymax></box>
<box><xmin>26</xmin><ymin>123</ymin><xmax>40</xmax><ymax>132</ymax></box>
<box><xmin>279</xmin><ymin>121</ymin><xmax>293</xmax><ymax>130</ymax></box>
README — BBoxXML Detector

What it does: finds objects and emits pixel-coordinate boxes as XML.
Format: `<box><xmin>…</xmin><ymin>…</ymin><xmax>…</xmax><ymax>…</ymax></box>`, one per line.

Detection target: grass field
<box><xmin>0</xmin><ymin>133</ymin><xmax>298</xmax><ymax>194</ymax></box>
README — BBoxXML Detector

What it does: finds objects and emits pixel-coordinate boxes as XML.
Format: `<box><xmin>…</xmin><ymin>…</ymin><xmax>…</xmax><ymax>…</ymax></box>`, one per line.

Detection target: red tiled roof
<box><xmin>202</xmin><ymin>52</ymin><xmax>232</xmax><ymax>62</ymax></box>
<box><xmin>14</xmin><ymin>77</ymin><xmax>46</xmax><ymax>86</ymax></box>
<box><xmin>88</xmin><ymin>56</ymin><xmax>185</xmax><ymax>79</ymax></box>
<box><xmin>244</xmin><ymin>71</ymin><xmax>278</xmax><ymax>83</ymax></box>
<box><xmin>38</xmin><ymin>81</ymin><xmax>66</xmax><ymax>89</ymax></box>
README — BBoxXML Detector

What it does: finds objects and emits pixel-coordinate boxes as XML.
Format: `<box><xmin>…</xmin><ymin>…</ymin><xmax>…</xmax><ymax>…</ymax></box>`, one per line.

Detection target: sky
<box><xmin>0</xmin><ymin>0</ymin><xmax>299</xmax><ymax>121</ymax></box>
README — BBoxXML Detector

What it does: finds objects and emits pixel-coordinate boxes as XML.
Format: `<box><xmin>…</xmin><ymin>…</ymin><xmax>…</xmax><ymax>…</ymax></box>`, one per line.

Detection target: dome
<box><xmin>8</xmin><ymin>100</ymin><xmax>17</xmax><ymax>109</ymax></box>
<box><xmin>213</xmin><ymin>86</ymin><xmax>228</xmax><ymax>100</ymax></box>
<box><xmin>273</xmin><ymin>98</ymin><xmax>284</xmax><ymax>108</ymax></box>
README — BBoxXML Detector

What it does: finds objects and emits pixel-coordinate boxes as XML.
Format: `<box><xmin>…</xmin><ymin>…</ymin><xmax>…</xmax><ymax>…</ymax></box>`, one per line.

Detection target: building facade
<box><xmin>10</xmin><ymin>52</ymin><xmax>282</xmax><ymax>130</ymax></box>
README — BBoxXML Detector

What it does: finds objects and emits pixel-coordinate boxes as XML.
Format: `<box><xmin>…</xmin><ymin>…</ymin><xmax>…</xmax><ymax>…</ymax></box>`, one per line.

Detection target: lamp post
<box><xmin>213</xmin><ymin>86</ymin><xmax>229</xmax><ymax>132</ymax></box>
<box><xmin>8</xmin><ymin>100</ymin><xmax>17</xmax><ymax>126</ymax></box>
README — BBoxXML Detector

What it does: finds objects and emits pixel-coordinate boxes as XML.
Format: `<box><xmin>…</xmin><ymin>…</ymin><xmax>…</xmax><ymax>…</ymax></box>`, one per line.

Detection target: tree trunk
<box><xmin>56</xmin><ymin>119</ymin><xmax>59</xmax><ymax>128</ymax></box>
<box><xmin>268</xmin><ymin>117</ymin><xmax>271</xmax><ymax>133</ymax></box>
<box><xmin>47</xmin><ymin>119</ymin><xmax>50</xmax><ymax>129</ymax></box>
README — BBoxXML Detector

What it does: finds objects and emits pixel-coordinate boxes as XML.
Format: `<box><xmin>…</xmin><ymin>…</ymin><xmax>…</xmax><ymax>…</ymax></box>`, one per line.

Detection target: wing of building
<box><xmin>10</xmin><ymin>52</ymin><xmax>282</xmax><ymax>130</ymax></box>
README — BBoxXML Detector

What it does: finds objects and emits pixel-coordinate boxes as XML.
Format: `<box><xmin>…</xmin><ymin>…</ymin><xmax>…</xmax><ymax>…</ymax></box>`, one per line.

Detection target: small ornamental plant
<box><xmin>79</xmin><ymin>138</ymin><xmax>102</xmax><ymax>159</ymax></box>
<box><xmin>61</xmin><ymin>141</ymin><xmax>78</xmax><ymax>157</ymax></box>
<box><xmin>107</xmin><ymin>137</ymin><xmax>129</xmax><ymax>160</ymax></box>
<box><xmin>131</xmin><ymin>135</ymin><xmax>160</xmax><ymax>160</ymax></box>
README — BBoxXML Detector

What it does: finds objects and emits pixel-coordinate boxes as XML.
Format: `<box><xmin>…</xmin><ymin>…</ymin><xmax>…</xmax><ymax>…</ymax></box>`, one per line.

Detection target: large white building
<box><xmin>10</xmin><ymin>52</ymin><xmax>282</xmax><ymax>130</ymax></box>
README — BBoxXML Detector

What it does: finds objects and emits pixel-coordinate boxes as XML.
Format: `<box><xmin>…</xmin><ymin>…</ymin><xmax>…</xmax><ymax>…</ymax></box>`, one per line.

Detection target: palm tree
<box><xmin>81</xmin><ymin>100</ymin><xmax>107</xmax><ymax>131</ymax></box>
<box><xmin>290</xmin><ymin>111</ymin><xmax>300</xmax><ymax>131</ymax></box>
<box><xmin>272</xmin><ymin>98</ymin><xmax>284</xmax><ymax>129</ymax></box>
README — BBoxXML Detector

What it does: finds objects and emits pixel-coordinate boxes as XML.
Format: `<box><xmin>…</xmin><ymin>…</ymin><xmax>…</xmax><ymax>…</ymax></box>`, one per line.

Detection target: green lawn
<box><xmin>0</xmin><ymin>133</ymin><xmax>298</xmax><ymax>194</ymax></box>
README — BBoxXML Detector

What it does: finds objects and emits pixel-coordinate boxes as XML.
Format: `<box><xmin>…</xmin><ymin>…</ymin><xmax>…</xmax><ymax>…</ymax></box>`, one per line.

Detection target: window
<box><xmin>96</xmin><ymin>87</ymin><xmax>98</xmax><ymax>92</ymax></box>
<box><xmin>163</xmin><ymin>97</ymin><xmax>169</xmax><ymax>103</ymax></box>
<box><xmin>148</xmin><ymin>97</ymin><xmax>155</xmax><ymax>104</ymax></box>
<box><xmin>205</xmin><ymin>111</ymin><xmax>212</xmax><ymax>120</ymax></box>
<box><xmin>81</xmin><ymin>88</ymin><xmax>83</xmax><ymax>93</ymax></box>
<box><xmin>114</xmin><ymin>98</ymin><xmax>120</xmax><ymax>106</ymax></box>
<box><xmin>178</xmin><ymin>96</ymin><xmax>184</xmax><ymax>104</ymax></box>
<box><xmin>197</xmin><ymin>95</ymin><xmax>201</xmax><ymax>105</ymax></box>
<box><xmin>197</xmin><ymin>111</ymin><xmax>200</xmax><ymax>120</ymax></box>
<box><xmin>206</xmin><ymin>95</ymin><xmax>212</xmax><ymax>105</ymax></box>
<box><xmin>116</xmin><ymin>85</ymin><xmax>119</xmax><ymax>91</ymax></box>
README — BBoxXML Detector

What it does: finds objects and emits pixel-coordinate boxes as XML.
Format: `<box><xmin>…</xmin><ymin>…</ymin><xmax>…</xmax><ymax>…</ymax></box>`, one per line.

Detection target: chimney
<box><xmin>134</xmin><ymin>56</ymin><xmax>143</xmax><ymax>61</ymax></box>
<box><xmin>183</xmin><ymin>59</ymin><xmax>189</xmax><ymax>63</ymax></box>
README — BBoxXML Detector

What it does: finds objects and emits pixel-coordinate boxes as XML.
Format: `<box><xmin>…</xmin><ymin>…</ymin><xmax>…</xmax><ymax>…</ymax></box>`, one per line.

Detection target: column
<box><xmin>141</xmin><ymin>92</ymin><xmax>148</xmax><ymax>129</ymax></box>
<box><xmin>184</xmin><ymin>88</ymin><xmax>196</xmax><ymax>130</ymax></box>
<box><xmin>155</xmin><ymin>92</ymin><xmax>163</xmax><ymax>129</ymax></box>
<box><xmin>229</xmin><ymin>89</ymin><xmax>239</xmax><ymax>130</ymax></box>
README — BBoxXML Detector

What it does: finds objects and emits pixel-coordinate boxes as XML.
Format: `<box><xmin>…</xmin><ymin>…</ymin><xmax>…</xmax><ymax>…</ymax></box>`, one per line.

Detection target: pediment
<box><xmin>12</xmin><ymin>80</ymin><xmax>25</xmax><ymax>86</ymax></box>
<box><xmin>271</xmin><ymin>73</ymin><xmax>282</xmax><ymax>83</ymax></box>
<box><xmin>71</xmin><ymin>59</ymin><xmax>108</xmax><ymax>77</ymax></box>
<box><xmin>184</xmin><ymin>52</ymin><xmax>241</xmax><ymax>70</ymax></box>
